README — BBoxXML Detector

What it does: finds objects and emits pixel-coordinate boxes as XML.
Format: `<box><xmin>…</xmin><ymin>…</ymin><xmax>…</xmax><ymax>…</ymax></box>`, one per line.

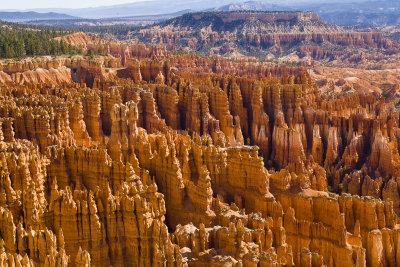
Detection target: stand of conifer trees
<box><xmin>0</xmin><ymin>22</ymin><xmax>84</xmax><ymax>58</ymax></box>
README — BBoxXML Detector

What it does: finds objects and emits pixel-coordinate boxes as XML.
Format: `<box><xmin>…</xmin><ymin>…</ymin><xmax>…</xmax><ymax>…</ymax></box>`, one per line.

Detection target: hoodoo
<box><xmin>0</xmin><ymin>6</ymin><xmax>399</xmax><ymax>267</ymax></box>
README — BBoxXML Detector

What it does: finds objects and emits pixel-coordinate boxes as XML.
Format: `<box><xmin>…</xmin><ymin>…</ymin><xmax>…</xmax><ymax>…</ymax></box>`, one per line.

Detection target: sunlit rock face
<box><xmin>0</xmin><ymin>31</ymin><xmax>400</xmax><ymax>267</ymax></box>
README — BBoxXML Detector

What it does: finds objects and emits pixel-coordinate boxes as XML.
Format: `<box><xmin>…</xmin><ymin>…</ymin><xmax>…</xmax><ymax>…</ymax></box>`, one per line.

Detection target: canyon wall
<box><xmin>128</xmin><ymin>12</ymin><xmax>397</xmax><ymax>61</ymax></box>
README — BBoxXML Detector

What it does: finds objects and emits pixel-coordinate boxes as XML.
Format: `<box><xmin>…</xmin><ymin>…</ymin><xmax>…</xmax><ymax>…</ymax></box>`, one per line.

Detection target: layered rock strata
<box><xmin>131</xmin><ymin>12</ymin><xmax>397</xmax><ymax>61</ymax></box>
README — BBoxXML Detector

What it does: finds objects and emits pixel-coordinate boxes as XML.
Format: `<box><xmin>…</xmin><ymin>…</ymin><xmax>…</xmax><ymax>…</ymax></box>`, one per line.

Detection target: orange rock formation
<box><xmin>0</xmin><ymin>35</ymin><xmax>400</xmax><ymax>266</ymax></box>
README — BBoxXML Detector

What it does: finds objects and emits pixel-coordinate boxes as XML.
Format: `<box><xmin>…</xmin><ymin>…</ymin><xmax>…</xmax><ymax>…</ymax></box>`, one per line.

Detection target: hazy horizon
<box><xmin>1</xmin><ymin>0</ymin><xmax>148</xmax><ymax>10</ymax></box>
<box><xmin>0</xmin><ymin>0</ymin><xmax>377</xmax><ymax>11</ymax></box>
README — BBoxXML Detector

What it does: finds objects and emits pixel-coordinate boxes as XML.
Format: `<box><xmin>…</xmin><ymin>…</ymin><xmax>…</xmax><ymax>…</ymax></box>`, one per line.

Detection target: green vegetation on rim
<box><xmin>0</xmin><ymin>21</ymin><xmax>83</xmax><ymax>59</ymax></box>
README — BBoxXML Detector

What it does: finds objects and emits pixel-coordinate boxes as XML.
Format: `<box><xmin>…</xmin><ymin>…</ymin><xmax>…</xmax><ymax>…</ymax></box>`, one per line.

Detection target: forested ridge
<box><xmin>0</xmin><ymin>21</ymin><xmax>83</xmax><ymax>58</ymax></box>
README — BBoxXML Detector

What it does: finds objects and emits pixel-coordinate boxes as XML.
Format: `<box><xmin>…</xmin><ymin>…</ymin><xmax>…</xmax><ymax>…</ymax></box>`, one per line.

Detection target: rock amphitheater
<box><xmin>0</xmin><ymin>32</ymin><xmax>399</xmax><ymax>267</ymax></box>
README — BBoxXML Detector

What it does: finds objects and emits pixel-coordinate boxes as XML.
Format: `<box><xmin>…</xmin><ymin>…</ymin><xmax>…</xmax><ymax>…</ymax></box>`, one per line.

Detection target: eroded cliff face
<box><xmin>311</xmin><ymin>66</ymin><xmax>400</xmax><ymax>100</ymax></box>
<box><xmin>56</xmin><ymin>32</ymin><xmax>167</xmax><ymax>63</ymax></box>
<box><xmin>0</xmin><ymin>42</ymin><xmax>400</xmax><ymax>267</ymax></box>
<box><xmin>125</xmin><ymin>11</ymin><xmax>398</xmax><ymax>62</ymax></box>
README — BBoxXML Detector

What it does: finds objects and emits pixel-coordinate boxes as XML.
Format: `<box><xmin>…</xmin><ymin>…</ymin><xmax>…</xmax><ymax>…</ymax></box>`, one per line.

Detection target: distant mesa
<box><xmin>131</xmin><ymin>11</ymin><xmax>396</xmax><ymax>60</ymax></box>
<box><xmin>161</xmin><ymin>11</ymin><xmax>331</xmax><ymax>32</ymax></box>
